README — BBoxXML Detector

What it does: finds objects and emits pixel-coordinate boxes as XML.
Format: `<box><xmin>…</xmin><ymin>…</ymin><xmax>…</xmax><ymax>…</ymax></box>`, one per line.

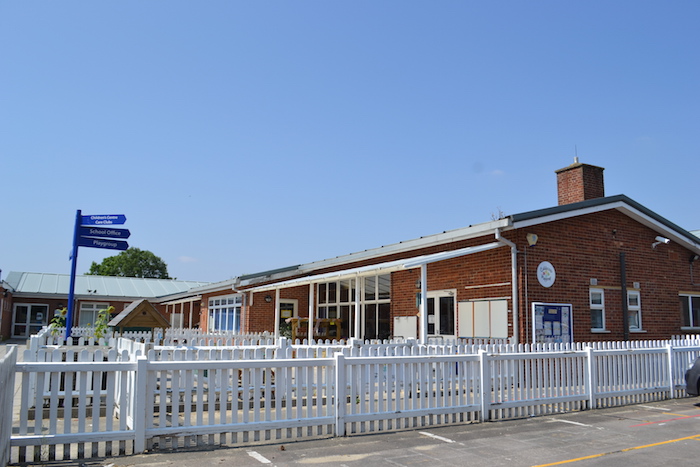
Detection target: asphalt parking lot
<box><xmin>13</xmin><ymin>397</ymin><xmax>700</xmax><ymax>467</ymax></box>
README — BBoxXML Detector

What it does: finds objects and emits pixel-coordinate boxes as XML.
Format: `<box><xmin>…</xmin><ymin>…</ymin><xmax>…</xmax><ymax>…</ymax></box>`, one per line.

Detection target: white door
<box><xmin>427</xmin><ymin>290</ymin><xmax>456</xmax><ymax>340</ymax></box>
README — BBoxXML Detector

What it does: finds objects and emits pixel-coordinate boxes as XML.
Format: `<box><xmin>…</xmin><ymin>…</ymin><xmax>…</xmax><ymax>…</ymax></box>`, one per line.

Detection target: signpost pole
<box><xmin>66</xmin><ymin>209</ymin><xmax>81</xmax><ymax>340</ymax></box>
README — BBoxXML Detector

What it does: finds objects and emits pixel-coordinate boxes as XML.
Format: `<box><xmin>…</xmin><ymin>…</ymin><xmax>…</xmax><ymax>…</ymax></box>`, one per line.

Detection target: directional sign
<box><xmin>81</xmin><ymin>214</ymin><xmax>127</xmax><ymax>226</ymax></box>
<box><xmin>78</xmin><ymin>226</ymin><xmax>131</xmax><ymax>239</ymax></box>
<box><xmin>77</xmin><ymin>236</ymin><xmax>129</xmax><ymax>251</ymax></box>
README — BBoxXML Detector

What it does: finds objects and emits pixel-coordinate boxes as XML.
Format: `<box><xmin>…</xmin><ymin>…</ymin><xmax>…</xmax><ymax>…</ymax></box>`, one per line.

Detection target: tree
<box><xmin>87</xmin><ymin>247</ymin><xmax>172</xmax><ymax>279</ymax></box>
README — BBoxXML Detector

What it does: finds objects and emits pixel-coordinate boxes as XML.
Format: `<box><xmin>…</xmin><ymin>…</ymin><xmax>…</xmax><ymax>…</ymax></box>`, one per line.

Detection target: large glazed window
<box><xmin>209</xmin><ymin>295</ymin><xmax>242</xmax><ymax>332</ymax></box>
<box><xmin>317</xmin><ymin>274</ymin><xmax>390</xmax><ymax>340</ymax></box>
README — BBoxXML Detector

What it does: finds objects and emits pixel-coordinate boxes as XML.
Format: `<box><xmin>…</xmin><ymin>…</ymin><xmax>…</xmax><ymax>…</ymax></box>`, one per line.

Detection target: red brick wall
<box><xmin>556</xmin><ymin>162</ymin><xmax>605</xmax><ymax>205</ymax></box>
<box><xmin>237</xmin><ymin>209</ymin><xmax>699</xmax><ymax>343</ymax></box>
<box><xmin>514</xmin><ymin>210</ymin><xmax>700</xmax><ymax>342</ymax></box>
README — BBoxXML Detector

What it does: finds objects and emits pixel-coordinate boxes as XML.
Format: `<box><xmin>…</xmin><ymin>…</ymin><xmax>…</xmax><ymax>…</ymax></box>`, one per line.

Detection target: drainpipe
<box><xmin>495</xmin><ymin>229</ymin><xmax>519</xmax><ymax>346</ymax></box>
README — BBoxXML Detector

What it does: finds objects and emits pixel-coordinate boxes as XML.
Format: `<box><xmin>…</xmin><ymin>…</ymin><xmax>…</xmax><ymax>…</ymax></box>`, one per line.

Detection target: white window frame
<box><xmin>317</xmin><ymin>273</ymin><xmax>391</xmax><ymax>340</ymax></box>
<box><xmin>12</xmin><ymin>303</ymin><xmax>50</xmax><ymax>337</ymax></box>
<box><xmin>590</xmin><ymin>288</ymin><xmax>606</xmax><ymax>332</ymax></box>
<box><xmin>627</xmin><ymin>290</ymin><xmax>643</xmax><ymax>332</ymax></box>
<box><xmin>79</xmin><ymin>302</ymin><xmax>110</xmax><ymax>328</ymax></box>
<box><xmin>681</xmin><ymin>294</ymin><xmax>700</xmax><ymax>330</ymax></box>
<box><xmin>208</xmin><ymin>294</ymin><xmax>243</xmax><ymax>332</ymax></box>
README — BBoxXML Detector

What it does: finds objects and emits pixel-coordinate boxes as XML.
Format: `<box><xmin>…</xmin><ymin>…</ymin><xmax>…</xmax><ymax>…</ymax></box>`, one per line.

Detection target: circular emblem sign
<box><xmin>537</xmin><ymin>261</ymin><xmax>556</xmax><ymax>288</ymax></box>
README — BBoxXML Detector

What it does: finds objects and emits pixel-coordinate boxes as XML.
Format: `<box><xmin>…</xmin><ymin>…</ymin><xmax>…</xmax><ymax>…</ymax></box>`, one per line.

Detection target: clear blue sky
<box><xmin>1</xmin><ymin>1</ymin><xmax>698</xmax><ymax>283</ymax></box>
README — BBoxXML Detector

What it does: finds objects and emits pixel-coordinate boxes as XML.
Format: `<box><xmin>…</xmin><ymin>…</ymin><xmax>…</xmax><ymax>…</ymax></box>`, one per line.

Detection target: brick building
<box><xmin>3</xmin><ymin>160</ymin><xmax>699</xmax><ymax>344</ymax></box>
<box><xmin>197</xmin><ymin>159</ymin><xmax>700</xmax><ymax>344</ymax></box>
<box><xmin>0</xmin><ymin>272</ymin><xmax>208</xmax><ymax>340</ymax></box>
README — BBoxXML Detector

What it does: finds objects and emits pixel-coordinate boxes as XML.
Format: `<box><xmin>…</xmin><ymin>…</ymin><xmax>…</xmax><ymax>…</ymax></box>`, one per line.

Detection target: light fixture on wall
<box><xmin>691</xmin><ymin>255</ymin><xmax>699</xmax><ymax>263</ymax></box>
<box><xmin>652</xmin><ymin>236</ymin><xmax>670</xmax><ymax>249</ymax></box>
<box><xmin>264</xmin><ymin>295</ymin><xmax>272</xmax><ymax>303</ymax></box>
<box><xmin>526</xmin><ymin>233</ymin><xmax>538</xmax><ymax>247</ymax></box>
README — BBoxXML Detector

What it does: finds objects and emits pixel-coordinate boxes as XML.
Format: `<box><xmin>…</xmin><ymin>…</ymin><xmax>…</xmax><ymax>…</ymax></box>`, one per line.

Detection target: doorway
<box><xmin>427</xmin><ymin>290</ymin><xmax>456</xmax><ymax>340</ymax></box>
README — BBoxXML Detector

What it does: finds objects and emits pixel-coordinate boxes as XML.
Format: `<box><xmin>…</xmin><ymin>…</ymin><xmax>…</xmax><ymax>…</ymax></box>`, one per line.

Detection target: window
<box><xmin>209</xmin><ymin>295</ymin><xmax>242</xmax><ymax>332</ymax></box>
<box><xmin>681</xmin><ymin>295</ymin><xmax>700</xmax><ymax>329</ymax></box>
<box><xmin>590</xmin><ymin>289</ymin><xmax>605</xmax><ymax>331</ymax></box>
<box><xmin>79</xmin><ymin>302</ymin><xmax>110</xmax><ymax>327</ymax></box>
<box><xmin>627</xmin><ymin>291</ymin><xmax>642</xmax><ymax>331</ymax></box>
<box><xmin>12</xmin><ymin>303</ymin><xmax>49</xmax><ymax>337</ymax></box>
<box><xmin>317</xmin><ymin>274</ymin><xmax>390</xmax><ymax>340</ymax></box>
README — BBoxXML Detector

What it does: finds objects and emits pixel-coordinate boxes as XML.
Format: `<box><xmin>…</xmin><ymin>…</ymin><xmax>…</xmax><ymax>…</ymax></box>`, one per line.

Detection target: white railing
<box><xmin>8</xmin><ymin>340</ymin><xmax>700</xmax><ymax>464</ymax></box>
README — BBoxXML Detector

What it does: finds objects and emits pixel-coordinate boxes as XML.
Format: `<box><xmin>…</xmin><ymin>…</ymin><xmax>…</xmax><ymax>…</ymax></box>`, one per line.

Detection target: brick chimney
<box><xmin>555</xmin><ymin>158</ymin><xmax>605</xmax><ymax>205</ymax></box>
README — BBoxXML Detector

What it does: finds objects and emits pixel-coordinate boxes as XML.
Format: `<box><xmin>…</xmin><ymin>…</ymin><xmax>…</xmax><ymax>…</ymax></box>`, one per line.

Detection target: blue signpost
<box><xmin>66</xmin><ymin>209</ymin><xmax>128</xmax><ymax>339</ymax></box>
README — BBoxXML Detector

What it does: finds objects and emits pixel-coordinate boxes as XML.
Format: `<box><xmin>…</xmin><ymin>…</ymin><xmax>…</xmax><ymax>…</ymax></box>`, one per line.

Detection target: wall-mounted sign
<box><xmin>537</xmin><ymin>261</ymin><xmax>556</xmax><ymax>288</ymax></box>
<box><xmin>532</xmin><ymin>302</ymin><xmax>572</xmax><ymax>344</ymax></box>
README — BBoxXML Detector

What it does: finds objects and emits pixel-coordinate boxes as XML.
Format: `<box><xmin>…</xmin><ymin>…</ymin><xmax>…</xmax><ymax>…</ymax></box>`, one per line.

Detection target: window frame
<box><xmin>627</xmin><ymin>290</ymin><xmax>643</xmax><ymax>332</ymax></box>
<box><xmin>208</xmin><ymin>294</ymin><xmax>243</xmax><ymax>332</ymax></box>
<box><xmin>590</xmin><ymin>288</ymin><xmax>607</xmax><ymax>332</ymax></box>
<box><xmin>78</xmin><ymin>302</ymin><xmax>110</xmax><ymax>328</ymax></box>
<box><xmin>680</xmin><ymin>294</ymin><xmax>700</xmax><ymax>330</ymax></box>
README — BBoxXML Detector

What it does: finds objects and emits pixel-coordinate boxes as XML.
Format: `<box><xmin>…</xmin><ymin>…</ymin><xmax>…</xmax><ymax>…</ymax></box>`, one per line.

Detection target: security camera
<box><xmin>652</xmin><ymin>236</ymin><xmax>671</xmax><ymax>248</ymax></box>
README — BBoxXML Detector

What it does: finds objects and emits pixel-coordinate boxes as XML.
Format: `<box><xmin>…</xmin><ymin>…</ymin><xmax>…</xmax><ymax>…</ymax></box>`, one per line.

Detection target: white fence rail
<box><xmin>8</xmin><ymin>340</ymin><xmax>700</xmax><ymax>464</ymax></box>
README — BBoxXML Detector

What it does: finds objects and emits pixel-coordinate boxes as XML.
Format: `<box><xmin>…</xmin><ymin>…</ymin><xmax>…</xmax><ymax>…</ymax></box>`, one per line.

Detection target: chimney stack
<box><xmin>555</xmin><ymin>159</ymin><xmax>605</xmax><ymax>205</ymax></box>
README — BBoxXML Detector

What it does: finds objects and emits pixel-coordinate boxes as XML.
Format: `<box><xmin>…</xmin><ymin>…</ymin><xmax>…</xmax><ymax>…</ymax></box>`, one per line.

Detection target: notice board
<box><xmin>532</xmin><ymin>302</ymin><xmax>572</xmax><ymax>344</ymax></box>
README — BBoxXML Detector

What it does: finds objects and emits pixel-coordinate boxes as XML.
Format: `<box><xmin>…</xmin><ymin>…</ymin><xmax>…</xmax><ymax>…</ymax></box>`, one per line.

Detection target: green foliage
<box><xmin>87</xmin><ymin>247</ymin><xmax>172</xmax><ymax>279</ymax></box>
<box><xmin>49</xmin><ymin>307</ymin><xmax>67</xmax><ymax>336</ymax></box>
<box><xmin>92</xmin><ymin>306</ymin><xmax>114</xmax><ymax>340</ymax></box>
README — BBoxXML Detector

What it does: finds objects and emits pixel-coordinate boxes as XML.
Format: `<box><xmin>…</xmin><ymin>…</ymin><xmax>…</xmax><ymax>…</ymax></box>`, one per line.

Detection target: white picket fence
<box><xmin>7</xmin><ymin>336</ymin><xmax>700</xmax><ymax>464</ymax></box>
<box><xmin>0</xmin><ymin>346</ymin><xmax>17</xmax><ymax>467</ymax></box>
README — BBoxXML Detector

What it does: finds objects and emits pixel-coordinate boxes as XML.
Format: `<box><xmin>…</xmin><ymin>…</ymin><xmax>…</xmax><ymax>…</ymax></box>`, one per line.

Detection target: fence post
<box><xmin>0</xmin><ymin>345</ymin><xmax>17</xmax><ymax>467</ymax></box>
<box><xmin>666</xmin><ymin>344</ymin><xmax>675</xmax><ymax>399</ymax></box>
<box><xmin>335</xmin><ymin>352</ymin><xmax>346</xmax><ymax>436</ymax></box>
<box><xmin>133</xmin><ymin>356</ymin><xmax>148</xmax><ymax>454</ymax></box>
<box><xmin>585</xmin><ymin>346</ymin><xmax>595</xmax><ymax>410</ymax></box>
<box><xmin>479</xmin><ymin>350</ymin><xmax>491</xmax><ymax>421</ymax></box>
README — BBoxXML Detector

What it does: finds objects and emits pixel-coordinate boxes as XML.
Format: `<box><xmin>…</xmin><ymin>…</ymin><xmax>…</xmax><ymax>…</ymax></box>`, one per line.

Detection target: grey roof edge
<box><xmin>511</xmin><ymin>194</ymin><xmax>700</xmax><ymax>246</ymax></box>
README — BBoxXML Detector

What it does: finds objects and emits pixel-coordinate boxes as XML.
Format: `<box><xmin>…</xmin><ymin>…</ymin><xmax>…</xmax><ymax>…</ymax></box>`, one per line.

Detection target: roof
<box><xmin>4</xmin><ymin>271</ymin><xmax>209</xmax><ymax>299</ymax></box>
<box><xmin>108</xmin><ymin>299</ymin><xmax>170</xmax><ymax>328</ymax></box>
<box><xmin>238</xmin><ymin>194</ymin><xmax>700</xmax><ymax>290</ymax></box>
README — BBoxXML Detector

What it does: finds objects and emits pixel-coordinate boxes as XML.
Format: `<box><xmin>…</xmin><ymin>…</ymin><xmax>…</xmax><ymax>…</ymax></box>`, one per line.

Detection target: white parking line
<box><xmin>419</xmin><ymin>431</ymin><xmax>463</xmax><ymax>444</ymax></box>
<box><xmin>549</xmin><ymin>419</ymin><xmax>593</xmax><ymax>427</ymax></box>
<box><xmin>248</xmin><ymin>451</ymin><xmax>272</xmax><ymax>464</ymax></box>
<box><xmin>639</xmin><ymin>405</ymin><xmax>671</xmax><ymax>411</ymax></box>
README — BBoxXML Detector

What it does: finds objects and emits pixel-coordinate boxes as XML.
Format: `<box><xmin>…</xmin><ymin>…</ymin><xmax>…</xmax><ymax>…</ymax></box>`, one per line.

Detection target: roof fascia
<box><xmin>512</xmin><ymin>195</ymin><xmax>700</xmax><ymax>253</ymax></box>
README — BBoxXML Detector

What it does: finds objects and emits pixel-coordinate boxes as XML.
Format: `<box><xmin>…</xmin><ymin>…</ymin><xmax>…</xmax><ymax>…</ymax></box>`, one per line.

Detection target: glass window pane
<box><xmin>318</xmin><ymin>284</ymin><xmax>327</xmax><ymax>304</ymax></box>
<box><xmin>591</xmin><ymin>310</ymin><xmax>603</xmax><ymax>329</ymax></box>
<box><xmin>365</xmin><ymin>276</ymin><xmax>376</xmax><ymax>301</ymax></box>
<box><xmin>364</xmin><ymin>304</ymin><xmax>377</xmax><ymax>340</ymax></box>
<box><xmin>15</xmin><ymin>305</ymin><xmax>28</xmax><ymax>323</ymax></box>
<box><xmin>340</xmin><ymin>280</ymin><xmax>350</xmax><ymax>303</ymax></box>
<box><xmin>628</xmin><ymin>293</ymin><xmax>639</xmax><ymax>307</ymax></box>
<box><xmin>378</xmin><ymin>274</ymin><xmax>391</xmax><ymax>300</ymax></box>
<box><xmin>378</xmin><ymin>303</ymin><xmax>391</xmax><ymax>340</ymax></box>
<box><xmin>692</xmin><ymin>297</ymin><xmax>700</xmax><ymax>327</ymax></box>
<box><xmin>439</xmin><ymin>297</ymin><xmax>454</xmax><ymax>335</ymax></box>
<box><xmin>328</xmin><ymin>282</ymin><xmax>337</xmax><ymax>303</ymax></box>
<box><xmin>591</xmin><ymin>292</ymin><xmax>602</xmax><ymax>305</ymax></box>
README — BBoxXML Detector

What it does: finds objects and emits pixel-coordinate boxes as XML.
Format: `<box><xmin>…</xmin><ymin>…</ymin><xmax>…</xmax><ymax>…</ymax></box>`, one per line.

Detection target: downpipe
<box><xmin>495</xmin><ymin>229</ymin><xmax>519</xmax><ymax>346</ymax></box>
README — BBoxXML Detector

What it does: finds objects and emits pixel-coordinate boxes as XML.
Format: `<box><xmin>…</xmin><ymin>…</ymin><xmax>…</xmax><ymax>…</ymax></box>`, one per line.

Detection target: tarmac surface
<box><xmin>4</xmin><ymin>341</ymin><xmax>700</xmax><ymax>466</ymax></box>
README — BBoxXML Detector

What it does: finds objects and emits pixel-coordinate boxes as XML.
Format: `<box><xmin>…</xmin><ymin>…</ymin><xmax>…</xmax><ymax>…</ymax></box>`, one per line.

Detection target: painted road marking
<box><xmin>532</xmin><ymin>434</ymin><xmax>700</xmax><ymax>466</ymax></box>
<box><xmin>630</xmin><ymin>413</ymin><xmax>700</xmax><ymax>427</ymax></box>
<box><xmin>548</xmin><ymin>419</ymin><xmax>593</xmax><ymax>427</ymax></box>
<box><xmin>638</xmin><ymin>405</ymin><xmax>670</xmax><ymax>411</ymax></box>
<box><xmin>419</xmin><ymin>431</ymin><xmax>464</xmax><ymax>445</ymax></box>
<box><xmin>247</xmin><ymin>451</ymin><xmax>272</xmax><ymax>464</ymax></box>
